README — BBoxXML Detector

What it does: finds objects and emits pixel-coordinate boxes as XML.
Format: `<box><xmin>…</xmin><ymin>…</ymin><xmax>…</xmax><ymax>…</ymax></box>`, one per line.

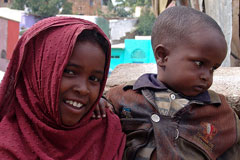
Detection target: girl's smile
<box><xmin>59</xmin><ymin>40</ymin><xmax>105</xmax><ymax>126</ymax></box>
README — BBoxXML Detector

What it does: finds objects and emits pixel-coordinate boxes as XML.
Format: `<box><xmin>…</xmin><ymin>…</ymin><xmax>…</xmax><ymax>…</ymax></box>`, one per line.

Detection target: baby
<box><xmin>106</xmin><ymin>6</ymin><xmax>240</xmax><ymax>160</ymax></box>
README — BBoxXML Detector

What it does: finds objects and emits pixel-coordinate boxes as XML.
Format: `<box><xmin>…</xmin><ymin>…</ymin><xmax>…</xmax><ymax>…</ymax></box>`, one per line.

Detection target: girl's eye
<box><xmin>89</xmin><ymin>76</ymin><xmax>101</xmax><ymax>82</ymax></box>
<box><xmin>64</xmin><ymin>69</ymin><xmax>75</xmax><ymax>75</ymax></box>
<box><xmin>194</xmin><ymin>61</ymin><xmax>203</xmax><ymax>67</ymax></box>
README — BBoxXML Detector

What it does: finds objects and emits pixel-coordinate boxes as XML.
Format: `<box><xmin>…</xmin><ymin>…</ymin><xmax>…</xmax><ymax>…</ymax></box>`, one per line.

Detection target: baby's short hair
<box><xmin>151</xmin><ymin>6</ymin><xmax>224</xmax><ymax>50</ymax></box>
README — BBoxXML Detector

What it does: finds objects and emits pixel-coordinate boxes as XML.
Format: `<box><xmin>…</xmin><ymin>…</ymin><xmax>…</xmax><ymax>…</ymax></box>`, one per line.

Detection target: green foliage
<box><xmin>107</xmin><ymin>0</ymin><xmax>114</xmax><ymax>11</ymax></box>
<box><xmin>19</xmin><ymin>28</ymin><xmax>28</xmax><ymax>36</ymax></box>
<box><xmin>96</xmin><ymin>17</ymin><xmax>110</xmax><ymax>38</ymax></box>
<box><xmin>11</xmin><ymin>0</ymin><xmax>26</xmax><ymax>10</ymax></box>
<box><xmin>61</xmin><ymin>1</ymin><xmax>72</xmax><ymax>14</ymax></box>
<box><xmin>102</xmin><ymin>0</ymin><xmax>109</xmax><ymax>5</ymax></box>
<box><xmin>105</xmin><ymin>0</ymin><xmax>152</xmax><ymax>18</ymax></box>
<box><xmin>98</xmin><ymin>0</ymin><xmax>131</xmax><ymax>18</ymax></box>
<box><xmin>26</xmin><ymin>0</ymin><xmax>61</xmax><ymax>17</ymax></box>
<box><xmin>136</xmin><ymin>8</ymin><xmax>156</xmax><ymax>35</ymax></box>
<box><xmin>136</xmin><ymin>0</ymin><xmax>151</xmax><ymax>6</ymax></box>
<box><xmin>11</xmin><ymin>0</ymin><xmax>72</xmax><ymax>18</ymax></box>
<box><xmin>114</xmin><ymin>7</ymin><xmax>132</xmax><ymax>17</ymax></box>
<box><xmin>115</xmin><ymin>0</ymin><xmax>151</xmax><ymax>8</ymax></box>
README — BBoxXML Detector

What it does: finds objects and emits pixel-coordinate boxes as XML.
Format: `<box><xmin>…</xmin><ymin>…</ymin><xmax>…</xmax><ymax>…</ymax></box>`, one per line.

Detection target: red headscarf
<box><xmin>0</xmin><ymin>16</ymin><xmax>125</xmax><ymax>159</ymax></box>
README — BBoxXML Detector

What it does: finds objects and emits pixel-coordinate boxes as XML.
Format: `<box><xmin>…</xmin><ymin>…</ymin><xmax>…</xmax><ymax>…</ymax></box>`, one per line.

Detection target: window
<box><xmin>111</xmin><ymin>56</ymin><xmax>120</xmax><ymax>59</ymax></box>
<box><xmin>131</xmin><ymin>49</ymin><xmax>145</xmax><ymax>59</ymax></box>
<box><xmin>1</xmin><ymin>50</ymin><xmax>6</xmax><ymax>59</ymax></box>
<box><xmin>4</xmin><ymin>0</ymin><xmax>8</xmax><ymax>3</ymax></box>
<box><xmin>90</xmin><ymin>0</ymin><xmax>93</xmax><ymax>6</ymax></box>
<box><xmin>131</xmin><ymin>49</ymin><xmax>146</xmax><ymax>63</ymax></box>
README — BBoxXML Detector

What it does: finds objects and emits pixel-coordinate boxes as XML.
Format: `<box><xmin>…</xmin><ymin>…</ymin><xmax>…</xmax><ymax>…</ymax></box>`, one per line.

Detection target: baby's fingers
<box><xmin>106</xmin><ymin>103</ymin><xmax>114</xmax><ymax>113</ymax></box>
<box><xmin>98</xmin><ymin>100</ymin><xmax>106</xmax><ymax>118</ymax></box>
<box><xmin>92</xmin><ymin>104</ymin><xmax>101</xmax><ymax>119</ymax></box>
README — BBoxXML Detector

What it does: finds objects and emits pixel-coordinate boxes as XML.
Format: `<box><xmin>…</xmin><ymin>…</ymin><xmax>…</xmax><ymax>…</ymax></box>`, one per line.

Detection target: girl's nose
<box><xmin>73</xmin><ymin>80</ymin><xmax>90</xmax><ymax>95</ymax></box>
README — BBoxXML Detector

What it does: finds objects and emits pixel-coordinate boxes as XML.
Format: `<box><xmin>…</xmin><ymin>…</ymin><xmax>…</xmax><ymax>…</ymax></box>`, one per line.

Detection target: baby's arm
<box><xmin>92</xmin><ymin>84</ymin><xmax>125</xmax><ymax>119</ymax></box>
<box><xmin>105</xmin><ymin>85</ymin><xmax>125</xmax><ymax>115</ymax></box>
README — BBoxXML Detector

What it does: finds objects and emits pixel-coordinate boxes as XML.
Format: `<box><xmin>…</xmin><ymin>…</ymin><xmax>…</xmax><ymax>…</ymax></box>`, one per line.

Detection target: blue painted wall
<box><xmin>110</xmin><ymin>39</ymin><xmax>156</xmax><ymax>72</ymax></box>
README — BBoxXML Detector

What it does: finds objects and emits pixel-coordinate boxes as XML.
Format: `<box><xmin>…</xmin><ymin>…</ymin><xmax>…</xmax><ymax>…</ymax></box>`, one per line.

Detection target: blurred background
<box><xmin>0</xmin><ymin>0</ymin><xmax>239</xmax><ymax>82</ymax></box>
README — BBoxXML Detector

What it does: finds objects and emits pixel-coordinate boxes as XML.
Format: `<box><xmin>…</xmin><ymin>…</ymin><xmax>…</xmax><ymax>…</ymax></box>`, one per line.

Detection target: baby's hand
<box><xmin>92</xmin><ymin>97</ymin><xmax>114</xmax><ymax>119</ymax></box>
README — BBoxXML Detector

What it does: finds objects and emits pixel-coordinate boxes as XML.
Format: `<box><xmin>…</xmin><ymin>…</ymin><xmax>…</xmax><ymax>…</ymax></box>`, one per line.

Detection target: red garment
<box><xmin>0</xmin><ymin>17</ymin><xmax>125</xmax><ymax>159</ymax></box>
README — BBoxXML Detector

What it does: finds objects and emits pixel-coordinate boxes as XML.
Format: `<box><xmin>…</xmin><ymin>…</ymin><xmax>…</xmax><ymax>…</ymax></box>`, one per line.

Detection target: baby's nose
<box><xmin>200</xmin><ymin>70</ymin><xmax>212</xmax><ymax>81</ymax></box>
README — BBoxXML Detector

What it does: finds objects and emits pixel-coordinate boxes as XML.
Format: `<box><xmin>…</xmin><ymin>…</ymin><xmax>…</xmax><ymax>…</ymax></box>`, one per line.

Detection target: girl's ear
<box><xmin>154</xmin><ymin>44</ymin><xmax>169</xmax><ymax>67</ymax></box>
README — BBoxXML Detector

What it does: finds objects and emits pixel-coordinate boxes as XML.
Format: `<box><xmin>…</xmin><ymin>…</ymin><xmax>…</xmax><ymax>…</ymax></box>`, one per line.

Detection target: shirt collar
<box><xmin>133</xmin><ymin>73</ymin><xmax>167</xmax><ymax>90</ymax></box>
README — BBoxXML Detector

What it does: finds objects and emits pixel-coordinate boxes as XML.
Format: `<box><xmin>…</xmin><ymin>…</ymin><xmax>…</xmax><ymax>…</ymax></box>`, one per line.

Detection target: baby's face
<box><xmin>160</xmin><ymin>28</ymin><xmax>227</xmax><ymax>96</ymax></box>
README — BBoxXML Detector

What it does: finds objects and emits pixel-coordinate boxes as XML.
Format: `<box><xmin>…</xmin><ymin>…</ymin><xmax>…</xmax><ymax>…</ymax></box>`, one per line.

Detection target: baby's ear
<box><xmin>154</xmin><ymin>44</ymin><xmax>168</xmax><ymax>67</ymax></box>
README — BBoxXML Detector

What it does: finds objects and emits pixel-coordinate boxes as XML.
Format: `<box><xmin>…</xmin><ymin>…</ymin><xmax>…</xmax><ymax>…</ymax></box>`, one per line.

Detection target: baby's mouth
<box><xmin>64</xmin><ymin>100</ymin><xmax>83</xmax><ymax>109</ymax></box>
<box><xmin>194</xmin><ymin>85</ymin><xmax>206</xmax><ymax>92</ymax></box>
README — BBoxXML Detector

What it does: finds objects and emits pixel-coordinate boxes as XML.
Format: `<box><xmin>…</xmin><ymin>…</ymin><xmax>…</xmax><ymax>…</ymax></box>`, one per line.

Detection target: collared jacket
<box><xmin>106</xmin><ymin>74</ymin><xmax>240</xmax><ymax>160</ymax></box>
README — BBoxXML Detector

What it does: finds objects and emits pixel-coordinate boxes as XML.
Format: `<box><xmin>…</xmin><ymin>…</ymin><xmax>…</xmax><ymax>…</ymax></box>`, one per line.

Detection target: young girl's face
<box><xmin>59</xmin><ymin>40</ymin><xmax>106</xmax><ymax>126</ymax></box>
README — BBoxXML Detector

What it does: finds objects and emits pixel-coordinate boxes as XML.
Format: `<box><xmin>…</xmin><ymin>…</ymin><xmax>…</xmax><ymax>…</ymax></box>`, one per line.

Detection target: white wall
<box><xmin>0</xmin><ymin>70</ymin><xmax>4</xmax><ymax>83</ymax></box>
<box><xmin>109</xmin><ymin>18</ymin><xmax>137</xmax><ymax>41</ymax></box>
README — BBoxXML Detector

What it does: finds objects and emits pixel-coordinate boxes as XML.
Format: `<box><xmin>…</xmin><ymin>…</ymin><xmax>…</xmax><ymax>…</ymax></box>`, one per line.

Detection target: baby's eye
<box><xmin>194</xmin><ymin>61</ymin><xmax>203</xmax><ymax>67</ymax></box>
<box><xmin>89</xmin><ymin>76</ymin><xmax>101</xmax><ymax>82</ymax></box>
<box><xmin>210</xmin><ymin>66</ymin><xmax>217</xmax><ymax>73</ymax></box>
<box><xmin>63</xmin><ymin>69</ymin><xmax>75</xmax><ymax>75</ymax></box>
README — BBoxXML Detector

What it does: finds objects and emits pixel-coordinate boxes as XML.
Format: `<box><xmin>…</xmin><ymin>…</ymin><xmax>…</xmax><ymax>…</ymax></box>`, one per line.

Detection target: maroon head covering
<box><xmin>0</xmin><ymin>16</ymin><xmax>125</xmax><ymax>159</ymax></box>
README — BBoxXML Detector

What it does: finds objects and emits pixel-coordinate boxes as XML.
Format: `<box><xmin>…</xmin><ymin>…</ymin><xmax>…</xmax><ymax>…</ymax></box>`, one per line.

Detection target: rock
<box><xmin>210</xmin><ymin>67</ymin><xmax>240</xmax><ymax>114</ymax></box>
<box><xmin>106</xmin><ymin>63</ymin><xmax>240</xmax><ymax>113</ymax></box>
<box><xmin>106</xmin><ymin>63</ymin><xmax>157</xmax><ymax>88</ymax></box>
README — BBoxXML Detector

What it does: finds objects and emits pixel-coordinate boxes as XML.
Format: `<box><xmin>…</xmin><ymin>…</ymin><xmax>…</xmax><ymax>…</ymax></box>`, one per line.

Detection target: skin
<box><xmin>59</xmin><ymin>41</ymin><xmax>106</xmax><ymax>126</ymax></box>
<box><xmin>155</xmin><ymin>27</ymin><xmax>227</xmax><ymax>97</ymax></box>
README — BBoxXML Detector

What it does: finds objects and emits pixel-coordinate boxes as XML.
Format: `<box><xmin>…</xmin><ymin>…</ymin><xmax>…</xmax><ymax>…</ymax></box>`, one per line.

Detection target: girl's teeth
<box><xmin>73</xmin><ymin>102</ymin><xmax>77</xmax><ymax>106</ymax></box>
<box><xmin>65</xmin><ymin>100</ymin><xmax>83</xmax><ymax>108</ymax></box>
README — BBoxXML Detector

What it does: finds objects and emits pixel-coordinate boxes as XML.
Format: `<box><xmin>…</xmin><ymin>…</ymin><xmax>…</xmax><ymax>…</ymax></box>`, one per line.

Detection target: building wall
<box><xmin>0</xmin><ymin>58</ymin><xmax>9</xmax><ymax>72</ymax></box>
<box><xmin>205</xmin><ymin>0</ymin><xmax>232</xmax><ymax>67</ymax></box>
<box><xmin>68</xmin><ymin>0</ymin><xmax>102</xmax><ymax>15</ymax></box>
<box><xmin>0</xmin><ymin>18</ymin><xmax>8</xmax><ymax>59</ymax></box>
<box><xmin>111</xmin><ymin>39</ymin><xmax>155</xmax><ymax>71</ymax></box>
<box><xmin>231</xmin><ymin>0</ymin><xmax>240</xmax><ymax>66</ymax></box>
<box><xmin>124</xmin><ymin>39</ymin><xmax>155</xmax><ymax>64</ymax></box>
<box><xmin>20</xmin><ymin>14</ymin><xmax>41</xmax><ymax>30</ymax></box>
<box><xmin>7</xmin><ymin>20</ymin><xmax>19</xmax><ymax>59</ymax></box>
<box><xmin>110</xmin><ymin>48</ymin><xmax>124</xmax><ymax>72</ymax></box>
<box><xmin>0</xmin><ymin>0</ymin><xmax>12</xmax><ymax>7</ymax></box>
<box><xmin>109</xmin><ymin>19</ymin><xmax>138</xmax><ymax>41</ymax></box>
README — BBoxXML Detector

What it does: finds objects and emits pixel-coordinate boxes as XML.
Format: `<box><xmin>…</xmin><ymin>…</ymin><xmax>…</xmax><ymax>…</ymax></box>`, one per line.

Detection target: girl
<box><xmin>0</xmin><ymin>16</ymin><xmax>125</xmax><ymax>159</ymax></box>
